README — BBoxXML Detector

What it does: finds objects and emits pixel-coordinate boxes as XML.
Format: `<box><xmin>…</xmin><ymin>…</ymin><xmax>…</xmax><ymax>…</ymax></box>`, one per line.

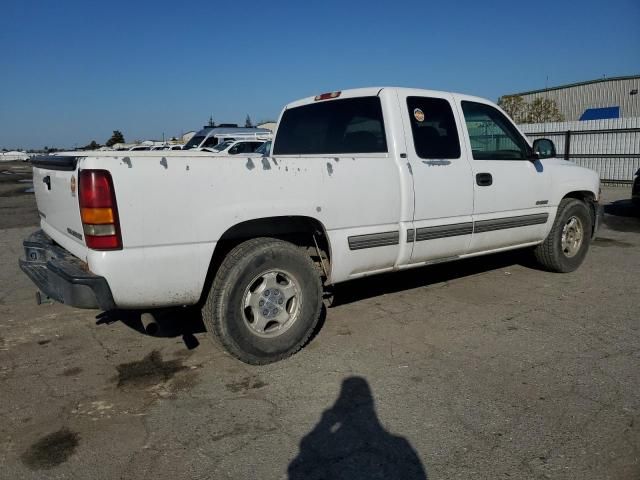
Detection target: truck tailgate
<box><xmin>31</xmin><ymin>155</ymin><xmax>87</xmax><ymax>256</ymax></box>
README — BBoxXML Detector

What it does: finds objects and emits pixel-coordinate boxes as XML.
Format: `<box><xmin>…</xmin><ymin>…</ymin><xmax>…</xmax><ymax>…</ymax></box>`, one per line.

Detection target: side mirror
<box><xmin>532</xmin><ymin>138</ymin><xmax>556</xmax><ymax>159</ymax></box>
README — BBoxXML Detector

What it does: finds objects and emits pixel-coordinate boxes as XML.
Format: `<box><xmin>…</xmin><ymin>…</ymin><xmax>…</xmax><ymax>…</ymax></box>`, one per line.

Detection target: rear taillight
<box><xmin>78</xmin><ymin>170</ymin><xmax>122</xmax><ymax>250</ymax></box>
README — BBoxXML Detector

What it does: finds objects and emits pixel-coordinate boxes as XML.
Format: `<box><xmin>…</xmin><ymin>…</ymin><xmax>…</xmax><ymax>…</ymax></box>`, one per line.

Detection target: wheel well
<box><xmin>199</xmin><ymin>216</ymin><xmax>331</xmax><ymax>304</ymax></box>
<box><xmin>562</xmin><ymin>190</ymin><xmax>597</xmax><ymax>234</ymax></box>
<box><xmin>563</xmin><ymin>190</ymin><xmax>595</xmax><ymax>203</ymax></box>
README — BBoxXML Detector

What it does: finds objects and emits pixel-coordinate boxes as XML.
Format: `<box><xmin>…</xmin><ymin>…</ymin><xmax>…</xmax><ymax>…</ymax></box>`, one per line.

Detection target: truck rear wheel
<box><xmin>202</xmin><ymin>238</ymin><xmax>322</xmax><ymax>364</ymax></box>
<box><xmin>533</xmin><ymin>198</ymin><xmax>593</xmax><ymax>273</ymax></box>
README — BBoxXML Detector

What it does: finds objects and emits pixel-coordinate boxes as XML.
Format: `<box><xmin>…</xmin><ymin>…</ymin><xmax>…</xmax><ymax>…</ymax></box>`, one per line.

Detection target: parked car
<box><xmin>632</xmin><ymin>168</ymin><xmax>640</xmax><ymax>207</ymax></box>
<box><xmin>184</xmin><ymin>126</ymin><xmax>271</xmax><ymax>150</ymax></box>
<box><xmin>128</xmin><ymin>145</ymin><xmax>151</xmax><ymax>151</ymax></box>
<box><xmin>201</xmin><ymin>140</ymin><xmax>265</xmax><ymax>155</ymax></box>
<box><xmin>21</xmin><ymin>87</ymin><xmax>602</xmax><ymax>365</ymax></box>
<box><xmin>254</xmin><ymin>140</ymin><xmax>271</xmax><ymax>156</ymax></box>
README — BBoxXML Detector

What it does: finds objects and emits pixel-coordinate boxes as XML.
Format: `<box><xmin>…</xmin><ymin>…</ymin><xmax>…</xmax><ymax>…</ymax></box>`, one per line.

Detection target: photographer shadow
<box><xmin>288</xmin><ymin>376</ymin><xmax>427</xmax><ymax>480</ymax></box>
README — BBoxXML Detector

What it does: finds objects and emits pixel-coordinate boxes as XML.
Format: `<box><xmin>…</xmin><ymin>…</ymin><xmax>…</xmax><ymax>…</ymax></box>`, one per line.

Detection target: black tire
<box><xmin>202</xmin><ymin>238</ymin><xmax>322</xmax><ymax>364</ymax></box>
<box><xmin>533</xmin><ymin>198</ymin><xmax>593</xmax><ymax>273</ymax></box>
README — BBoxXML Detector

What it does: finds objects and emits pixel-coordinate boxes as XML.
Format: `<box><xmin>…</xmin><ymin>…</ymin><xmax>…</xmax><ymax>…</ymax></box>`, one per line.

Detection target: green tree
<box><xmin>106</xmin><ymin>130</ymin><xmax>125</xmax><ymax>147</ymax></box>
<box><xmin>497</xmin><ymin>95</ymin><xmax>528</xmax><ymax>123</ymax></box>
<box><xmin>245</xmin><ymin>115</ymin><xmax>253</xmax><ymax>128</ymax></box>
<box><xmin>83</xmin><ymin>140</ymin><xmax>100</xmax><ymax>150</ymax></box>
<box><xmin>525</xmin><ymin>98</ymin><xmax>564</xmax><ymax>123</ymax></box>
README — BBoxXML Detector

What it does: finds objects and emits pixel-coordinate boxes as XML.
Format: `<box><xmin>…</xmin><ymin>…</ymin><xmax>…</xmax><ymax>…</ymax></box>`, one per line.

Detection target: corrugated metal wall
<box><xmin>517</xmin><ymin>77</ymin><xmax>640</xmax><ymax>121</ymax></box>
<box><xmin>520</xmin><ymin>117</ymin><xmax>640</xmax><ymax>184</ymax></box>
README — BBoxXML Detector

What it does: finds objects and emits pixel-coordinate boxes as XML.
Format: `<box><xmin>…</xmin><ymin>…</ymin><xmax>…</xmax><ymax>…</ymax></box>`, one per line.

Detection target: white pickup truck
<box><xmin>21</xmin><ymin>87</ymin><xmax>602</xmax><ymax>364</ymax></box>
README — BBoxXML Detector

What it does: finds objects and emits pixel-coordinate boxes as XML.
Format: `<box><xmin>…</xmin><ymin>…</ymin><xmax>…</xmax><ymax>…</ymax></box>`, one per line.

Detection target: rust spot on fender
<box><xmin>261</xmin><ymin>158</ymin><xmax>271</xmax><ymax>170</ymax></box>
<box><xmin>160</xmin><ymin>157</ymin><xmax>168</xmax><ymax>169</ymax></box>
<box><xmin>122</xmin><ymin>157</ymin><xmax>132</xmax><ymax>168</ymax></box>
<box><xmin>246</xmin><ymin>158</ymin><xmax>255</xmax><ymax>170</ymax></box>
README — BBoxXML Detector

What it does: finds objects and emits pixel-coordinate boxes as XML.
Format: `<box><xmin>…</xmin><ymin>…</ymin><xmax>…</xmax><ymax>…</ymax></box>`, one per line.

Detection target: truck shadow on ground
<box><xmin>288</xmin><ymin>376</ymin><xmax>427</xmax><ymax>479</ymax></box>
<box><xmin>97</xmin><ymin>304</ymin><xmax>328</xmax><ymax>351</ymax></box>
<box><xmin>603</xmin><ymin>199</ymin><xmax>640</xmax><ymax>233</ymax></box>
<box><xmin>96</xmin><ymin>250</ymin><xmax>537</xmax><ymax>346</ymax></box>
<box><xmin>330</xmin><ymin>249</ymin><xmax>535</xmax><ymax>307</ymax></box>
<box><xmin>96</xmin><ymin>307</ymin><xmax>207</xmax><ymax>349</ymax></box>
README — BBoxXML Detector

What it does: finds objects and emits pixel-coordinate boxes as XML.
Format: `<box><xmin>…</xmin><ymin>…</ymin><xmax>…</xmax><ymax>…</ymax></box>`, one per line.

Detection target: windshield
<box><xmin>212</xmin><ymin>140</ymin><xmax>234</xmax><ymax>152</ymax></box>
<box><xmin>255</xmin><ymin>141</ymin><xmax>271</xmax><ymax>155</ymax></box>
<box><xmin>184</xmin><ymin>135</ymin><xmax>205</xmax><ymax>149</ymax></box>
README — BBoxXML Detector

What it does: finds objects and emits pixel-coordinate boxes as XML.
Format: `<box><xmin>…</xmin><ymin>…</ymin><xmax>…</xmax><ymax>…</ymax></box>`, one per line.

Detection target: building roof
<box><xmin>508</xmin><ymin>74</ymin><xmax>640</xmax><ymax>97</ymax></box>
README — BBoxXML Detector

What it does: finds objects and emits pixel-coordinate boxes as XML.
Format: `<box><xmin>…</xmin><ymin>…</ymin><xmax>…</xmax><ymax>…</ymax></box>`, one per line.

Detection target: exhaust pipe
<box><xmin>140</xmin><ymin>312</ymin><xmax>159</xmax><ymax>335</ymax></box>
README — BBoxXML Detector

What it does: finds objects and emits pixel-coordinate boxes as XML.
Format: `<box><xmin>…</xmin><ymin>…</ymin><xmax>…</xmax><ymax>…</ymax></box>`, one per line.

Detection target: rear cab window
<box><xmin>273</xmin><ymin>97</ymin><xmax>387</xmax><ymax>155</ymax></box>
<box><xmin>406</xmin><ymin>97</ymin><xmax>460</xmax><ymax>159</ymax></box>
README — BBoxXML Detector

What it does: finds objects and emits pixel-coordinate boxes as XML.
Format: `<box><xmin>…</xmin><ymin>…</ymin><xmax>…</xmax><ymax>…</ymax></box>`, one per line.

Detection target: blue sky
<box><xmin>1</xmin><ymin>0</ymin><xmax>638</xmax><ymax>149</ymax></box>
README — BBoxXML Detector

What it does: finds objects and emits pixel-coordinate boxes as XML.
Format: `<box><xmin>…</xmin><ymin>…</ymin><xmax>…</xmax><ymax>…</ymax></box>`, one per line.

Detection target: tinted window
<box><xmin>213</xmin><ymin>140</ymin><xmax>233</xmax><ymax>152</ymax></box>
<box><xmin>461</xmin><ymin>101</ymin><xmax>529</xmax><ymax>160</ymax></box>
<box><xmin>407</xmin><ymin>97</ymin><xmax>460</xmax><ymax>159</ymax></box>
<box><xmin>255</xmin><ymin>141</ymin><xmax>271</xmax><ymax>155</ymax></box>
<box><xmin>273</xmin><ymin>97</ymin><xmax>387</xmax><ymax>155</ymax></box>
<box><xmin>184</xmin><ymin>135</ymin><xmax>205</xmax><ymax>149</ymax></box>
<box><xmin>201</xmin><ymin>136</ymin><xmax>219</xmax><ymax>148</ymax></box>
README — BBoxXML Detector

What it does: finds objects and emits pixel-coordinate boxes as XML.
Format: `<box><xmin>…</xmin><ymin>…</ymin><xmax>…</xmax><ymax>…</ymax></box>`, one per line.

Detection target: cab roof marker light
<box><xmin>314</xmin><ymin>91</ymin><xmax>341</xmax><ymax>101</ymax></box>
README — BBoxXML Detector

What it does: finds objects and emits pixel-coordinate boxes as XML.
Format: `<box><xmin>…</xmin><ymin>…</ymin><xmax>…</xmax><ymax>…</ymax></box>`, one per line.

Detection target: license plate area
<box><xmin>25</xmin><ymin>246</ymin><xmax>47</xmax><ymax>263</ymax></box>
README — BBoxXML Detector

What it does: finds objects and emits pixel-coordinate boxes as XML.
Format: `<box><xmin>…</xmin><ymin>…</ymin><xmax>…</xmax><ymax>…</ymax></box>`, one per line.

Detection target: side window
<box><xmin>273</xmin><ymin>97</ymin><xmax>388</xmax><ymax>155</ymax></box>
<box><xmin>228</xmin><ymin>144</ymin><xmax>240</xmax><ymax>154</ymax></box>
<box><xmin>406</xmin><ymin>97</ymin><xmax>460</xmax><ymax>159</ymax></box>
<box><xmin>201</xmin><ymin>136</ymin><xmax>218</xmax><ymax>148</ymax></box>
<box><xmin>461</xmin><ymin>101</ymin><xmax>530</xmax><ymax>160</ymax></box>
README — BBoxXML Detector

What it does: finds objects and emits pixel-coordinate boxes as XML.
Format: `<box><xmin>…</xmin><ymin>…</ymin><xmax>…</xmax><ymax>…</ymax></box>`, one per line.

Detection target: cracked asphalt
<box><xmin>1</xmin><ymin>162</ymin><xmax>639</xmax><ymax>479</ymax></box>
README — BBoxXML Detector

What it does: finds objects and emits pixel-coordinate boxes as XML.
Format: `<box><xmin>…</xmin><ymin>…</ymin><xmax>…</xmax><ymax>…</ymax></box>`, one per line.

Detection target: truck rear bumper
<box><xmin>19</xmin><ymin>230</ymin><xmax>116</xmax><ymax>311</ymax></box>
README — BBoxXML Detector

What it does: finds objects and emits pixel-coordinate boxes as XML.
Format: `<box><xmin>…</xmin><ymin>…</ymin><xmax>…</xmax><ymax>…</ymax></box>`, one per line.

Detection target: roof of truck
<box><xmin>285</xmin><ymin>87</ymin><xmax>490</xmax><ymax>109</ymax></box>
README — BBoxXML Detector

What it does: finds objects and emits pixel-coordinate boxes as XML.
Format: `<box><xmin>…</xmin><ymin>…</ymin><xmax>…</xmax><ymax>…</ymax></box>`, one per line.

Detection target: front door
<box><xmin>397</xmin><ymin>91</ymin><xmax>474</xmax><ymax>263</ymax></box>
<box><xmin>457</xmin><ymin>99</ymin><xmax>552</xmax><ymax>253</ymax></box>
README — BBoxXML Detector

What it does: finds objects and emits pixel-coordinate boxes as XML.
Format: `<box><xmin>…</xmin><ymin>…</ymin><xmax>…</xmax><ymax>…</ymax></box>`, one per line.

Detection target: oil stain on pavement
<box><xmin>225</xmin><ymin>376</ymin><xmax>268</xmax><ymax>393</ymax></box>
<box><xmin>21</xmin><ymin>428</ymin><xmax>80</xmax><ymax>470</ymax></box>
<box><xmin>115</xmin><ymin>350</ymin><xmax>188</xmax><ymax>388</ymax></box>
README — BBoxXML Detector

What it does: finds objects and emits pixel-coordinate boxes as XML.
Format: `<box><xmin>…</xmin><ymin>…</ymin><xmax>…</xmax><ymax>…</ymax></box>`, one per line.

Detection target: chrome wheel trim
<box><xmin>242</xmin><ymin>270</ymin><xmax>301</xmax><ymax>338</ymax></box>
<box><xmin>561</xmin><ymin>215</ymin><xmax>584</xmax><ymax>258</ymax></box>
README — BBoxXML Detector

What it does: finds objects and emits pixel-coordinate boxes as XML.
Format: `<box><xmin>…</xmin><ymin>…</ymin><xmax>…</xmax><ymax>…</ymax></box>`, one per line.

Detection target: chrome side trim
<box><xmin>474</xmin><ymin>213</ymin><xmax>549</xmax><ymax>234</ymax></box>
<box><xmin>348</xmin><ymin>231</ymin><xmax>399</xmax><ymax>250</ymax></box>
<box><xmin>415</xmin><ymin>222</ymin><xmax>473</xmax><ymax>242</ymax></box>
<box><xmin>354</xmin><ymin>213</ymin><xmax>549</xmax><ymax>250</ymax></box>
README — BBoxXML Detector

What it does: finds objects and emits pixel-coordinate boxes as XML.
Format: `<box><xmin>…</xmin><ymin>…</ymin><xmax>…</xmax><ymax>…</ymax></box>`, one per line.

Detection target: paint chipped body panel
<box><xmin>27</xmin><ymin>88</ymin><xmax>600</xmax><ymax>309</ymax></box>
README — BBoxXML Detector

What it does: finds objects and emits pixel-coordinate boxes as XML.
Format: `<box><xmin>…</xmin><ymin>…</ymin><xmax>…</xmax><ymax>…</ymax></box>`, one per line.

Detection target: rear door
<box><xmin>397</xmin><ymin>91</ymin><xmax>474</xmax><ymax>263</ymax></box>
<box><xmin>457</xmin><ymin>99</ymin><xmax>552</xmax><ymax>253</ymax></box>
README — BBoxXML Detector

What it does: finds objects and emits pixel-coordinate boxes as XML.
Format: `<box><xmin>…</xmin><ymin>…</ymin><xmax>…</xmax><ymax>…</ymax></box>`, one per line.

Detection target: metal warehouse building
<box><xmin>508</xmin><ymin>75</ymin><xmax>640</xmax><ymax>121</ymax></box>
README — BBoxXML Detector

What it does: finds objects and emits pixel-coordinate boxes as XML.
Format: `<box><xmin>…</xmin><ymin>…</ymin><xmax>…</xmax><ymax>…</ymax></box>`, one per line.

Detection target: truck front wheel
<box><xmin>202</xmin><ymin>238</ymin><xmax>322</xmax><ymax>364</ymax></box>
<box><xmin>533</xmin><ymin>198</ymin><xmax>593</xmax><ymax>273</ymax></box>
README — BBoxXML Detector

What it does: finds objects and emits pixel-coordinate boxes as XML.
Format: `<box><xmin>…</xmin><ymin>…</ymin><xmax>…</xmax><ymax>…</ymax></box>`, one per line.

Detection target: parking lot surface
<box><xmin>1</xmin><ymin>162</ymin><xmax>638</xmax><ymax>479</ymax></box>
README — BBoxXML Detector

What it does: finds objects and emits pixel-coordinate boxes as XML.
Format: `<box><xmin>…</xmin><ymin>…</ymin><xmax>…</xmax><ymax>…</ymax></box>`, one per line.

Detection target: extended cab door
<box><xmin>397</xmin><ymin>91</ymin><xmax>474</xmax><ymax>263</ymax></box>
<box><xmin>456</xmin><ymin>98</ymin><xmax>552</xmax><ymax>253</ymax></box>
